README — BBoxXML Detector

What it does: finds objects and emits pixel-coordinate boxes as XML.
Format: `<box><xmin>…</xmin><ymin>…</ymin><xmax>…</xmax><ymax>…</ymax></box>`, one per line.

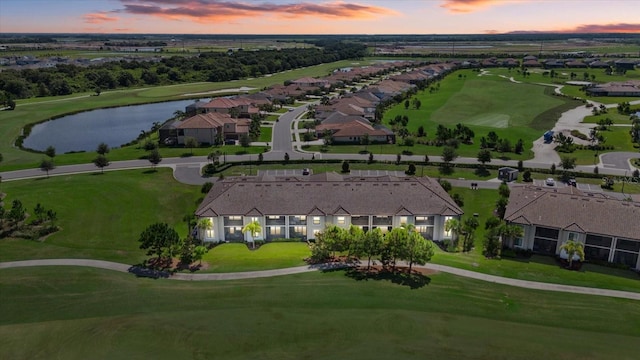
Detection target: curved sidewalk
<box><xmin>1</xmin><ymin>258</ymin><xmax>639</xmax><ymax>301</ymax></box>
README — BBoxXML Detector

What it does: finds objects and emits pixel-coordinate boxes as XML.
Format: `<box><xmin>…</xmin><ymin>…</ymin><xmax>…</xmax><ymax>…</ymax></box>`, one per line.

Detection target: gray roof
<box><xmin>196</xmin><ymin>173</ymin><xmax>463</xmax><ymax>218</ymax></box>
<box><xmin>504</xmin><ymin>186</ymin><xmax>640</xmax><ymax>240</ymax></box>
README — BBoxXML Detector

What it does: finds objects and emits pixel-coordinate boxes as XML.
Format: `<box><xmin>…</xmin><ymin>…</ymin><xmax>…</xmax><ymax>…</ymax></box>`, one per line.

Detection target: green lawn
<box><xmin>376</xmin><ymin>69</ymin><xmax>583</xmax><ymax>159</ymax></box>
<box><xmin>0</xmin><ymin>169</ymin><xmax>199</xmax><ymax>264</ymax></box>
<box><xmin>0</xmin><ymin>267</ymin><xmax>638</xmax><ymax>359</ymax></box>
<box><xmin>200</xmin><ymin>242</ymin><xmax>309</xmax><ymax>272</ymax></box>
<box><xmin>258</xmin><ymin>126</ymin><xmax>273</xmax><ymax>142</ymax></box>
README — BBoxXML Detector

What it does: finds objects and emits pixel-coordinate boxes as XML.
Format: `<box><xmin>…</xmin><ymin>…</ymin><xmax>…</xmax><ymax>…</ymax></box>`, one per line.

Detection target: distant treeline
<box><xmin>0</xmin><ymin>41</ymin><xmax>367</xmax><ymax>100</ymax></box>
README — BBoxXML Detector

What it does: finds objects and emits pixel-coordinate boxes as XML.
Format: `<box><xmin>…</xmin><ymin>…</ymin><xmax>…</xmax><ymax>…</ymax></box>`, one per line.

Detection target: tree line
<box><xmin>310</xmin><ymin>224</ymin><xmax>435</xmax><ymax>273</ymax></box>
<box><xmin>0</xmin><ymin>41</ymin><xmax>367</xmax><ymax>101</ymax></box>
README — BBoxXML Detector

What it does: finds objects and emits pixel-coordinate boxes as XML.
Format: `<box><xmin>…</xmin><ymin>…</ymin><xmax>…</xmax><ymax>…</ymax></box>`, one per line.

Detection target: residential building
<box><xmin>195</xmin><ymin>173</ymin><xmax>463</xmax><ymax>243</ymax></box>
<box><xmin>504</xmin><ymin>185</ymin><xmax>640</xmax><ymax>270</ymax></box>
<box><xmin>172</xmin><ymin>112</ymin><xmax>249</xmax><ymax>145</ymax></box>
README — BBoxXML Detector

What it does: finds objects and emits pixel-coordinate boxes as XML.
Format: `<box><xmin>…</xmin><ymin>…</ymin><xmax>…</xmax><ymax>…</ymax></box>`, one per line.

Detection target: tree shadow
<box><xmin>141</xmin><ymin>169</ymin><xmax>158</xmax><ymax>174</ymax></box>
<box><xmin>474</xmin><ymin>167</ymin><xmax>492</xmax><ymax>177</ymax></box>
<box><xmin>181</xmin><ymin>153</ymin><xmax>193</xmax><ymax>158</ymax></box>
<box><xmin>321</xmin><ymin>265</ymin><xmax>431</xmax><ymax>289</ymax></box>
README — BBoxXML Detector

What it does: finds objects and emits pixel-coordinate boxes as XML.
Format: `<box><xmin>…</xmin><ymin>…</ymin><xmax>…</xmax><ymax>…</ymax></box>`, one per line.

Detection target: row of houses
<box><xmin>311</xmin><ymin>62</ymin><xmax>455</xmax><ymax>144</ymax></box>
<box><xmin>161</xmin><ymin>60</ymin><xmax>438</xmax><ymax>146</ymax></box>
<box><xmin>585</xmin><ymin>80</ymin><xmax>640</xmax><ymax>97</ymax></box>
<box><xmin>194</xmin><ymin>173</ymin><xmax>640</xmax><ymax>271</ymax></box>
<box><xmin>462</xmin><ymin>55</ymin><xmax>639</xmax><ymax>70</ymax></box>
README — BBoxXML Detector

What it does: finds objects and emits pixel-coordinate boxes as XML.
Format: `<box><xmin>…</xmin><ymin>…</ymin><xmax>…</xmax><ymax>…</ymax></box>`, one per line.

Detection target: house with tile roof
<box><xmin>195</xmin><ymin>173</ymin><xmax>463</xmax><ymax>243</ymax></box>
<box><xmin>174</xmin><ymin>112</ymin><xmax>249</xmax><ymax>145</ymax></box>
<box><xmin>315</xmin><ymin>116</ymin><xmax>395</xmax><ymax>144</ymax></box>
<box><xmin>504</xmin><ymin>185</ymin><xmax>640</xmax><ymax>270</ymax></box>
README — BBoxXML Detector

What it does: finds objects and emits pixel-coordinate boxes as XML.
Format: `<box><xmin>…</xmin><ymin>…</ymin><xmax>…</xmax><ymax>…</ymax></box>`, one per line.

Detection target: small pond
<box><xmin>22</xmin><ymin>99</ymin><xmax>199</xmax><ymax>153</ymax></box>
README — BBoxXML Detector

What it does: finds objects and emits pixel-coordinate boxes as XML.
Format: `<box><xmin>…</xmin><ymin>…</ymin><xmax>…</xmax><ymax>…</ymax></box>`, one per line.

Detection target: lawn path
<box><xmin>1</xmin><ymin>258</ymin><xmax>639</xmax><ymax>300</ymax></box>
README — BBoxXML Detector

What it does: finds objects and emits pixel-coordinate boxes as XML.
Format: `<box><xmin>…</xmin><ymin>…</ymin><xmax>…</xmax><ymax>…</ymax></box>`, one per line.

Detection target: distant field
<box><xmin>0</xmin><ymin>267</ymin><xmax>639</xmax><ymax>359</ymax></box>
<box><xmin>376</xmin><ymin>69</ymin><xmax>581</xmax><ymax>158</ymax></box>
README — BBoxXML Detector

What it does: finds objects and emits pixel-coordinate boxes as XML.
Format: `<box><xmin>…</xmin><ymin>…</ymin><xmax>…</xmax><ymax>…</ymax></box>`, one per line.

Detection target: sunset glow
<box><xmin>0</xmin><ymin>0</ymin><xmax>638</xmax><ymax>34</ymax></box>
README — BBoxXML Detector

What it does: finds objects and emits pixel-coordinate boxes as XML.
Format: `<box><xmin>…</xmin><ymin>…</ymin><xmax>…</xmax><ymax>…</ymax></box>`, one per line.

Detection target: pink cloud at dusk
<box><xmin>440</xmin><ymin>0</ymin><xmax>517</xmax><ymax>13</ymax></box>
<box><xmin>117</xmin><ymin>0</ymin><xmax>395</xmax><ymax>23</ymax></box>
<box><xmin>83</xmin><ymin>12</ymin><xmax>119</xmax><ymax>24</ymax></box>
<box><xmin>566</xmin><ymin>23</ymin><xmax>640</xmax><ymax>34</ymax></box>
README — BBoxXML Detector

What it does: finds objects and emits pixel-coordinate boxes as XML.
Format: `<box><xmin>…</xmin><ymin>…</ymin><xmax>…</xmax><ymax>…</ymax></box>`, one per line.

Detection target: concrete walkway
<box><xmin>1</xmin><ymin>258</ymin><xmax>639</xmax><ymax>301</ymax></box>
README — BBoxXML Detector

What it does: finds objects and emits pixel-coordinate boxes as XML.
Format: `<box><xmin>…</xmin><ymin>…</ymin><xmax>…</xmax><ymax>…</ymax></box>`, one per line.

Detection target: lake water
<box><xmin>22</xmin><ymin>99</ymin><xmax>198</xmax><ymax>153</ymax></box>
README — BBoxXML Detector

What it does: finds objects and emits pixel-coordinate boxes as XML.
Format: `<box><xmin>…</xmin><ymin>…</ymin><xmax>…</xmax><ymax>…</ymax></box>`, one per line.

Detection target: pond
<box><xmin>22</xmin><ymin>99</ymin><xmax>198</xmax><ymax>153</ymax></box>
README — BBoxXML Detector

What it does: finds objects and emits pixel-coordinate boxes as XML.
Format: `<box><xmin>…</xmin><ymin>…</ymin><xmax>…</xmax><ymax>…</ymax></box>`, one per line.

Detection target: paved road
<box><xmin>600</xmin><ymin>152</ymin><xmax>639</xmax><ymax>170</ymax></box>
<box><xmin>1</xmin><ymin>258</ymin><xmax>639</xmax><ymax>300</ymax></box>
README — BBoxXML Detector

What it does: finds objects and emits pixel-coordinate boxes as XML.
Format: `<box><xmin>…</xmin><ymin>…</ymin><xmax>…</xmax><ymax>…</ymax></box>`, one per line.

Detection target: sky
<box><xmin>1</xmin><ymin>0</ymin><xmax>639</xmax><ymax>35</ymax></box>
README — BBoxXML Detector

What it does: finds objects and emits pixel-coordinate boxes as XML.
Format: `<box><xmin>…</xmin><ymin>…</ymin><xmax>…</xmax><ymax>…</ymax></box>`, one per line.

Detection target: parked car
<box><xmin>302</xmin><ymin>168</ymin><xmax>311</xmax><ymax>175</ymax></box>
<box><xmin>545</xmin><ymin>178</ymin><xmax>555</xmax><ymax>186</ymax></box>
<box><xmin>567</xmin><ymin>179</ymin><xmax>577</xmax><ymax>187</ymax></box>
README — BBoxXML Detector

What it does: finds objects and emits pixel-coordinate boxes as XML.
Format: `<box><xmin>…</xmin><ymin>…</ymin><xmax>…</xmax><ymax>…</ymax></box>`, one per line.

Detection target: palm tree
<box><xmin>444</xmin><ymin>218</ymin><xmax>462</xmax><ymax>250</ymax></box>
<box><xmin>559</xmin><ymin>240</ymin><xmax>585</xmax><ymax>269</ymax></box>
<box><xmin>197</xmin><ymin>218</ymin><xmax>212</xmax><ymax>244</ymax></box>
<box><xmin>499</xmin><ymin>224</ymin><xmax>524</xmax><ymax>249</ymax></box>
<box><xmin>242</xmin><ymin>220</ymin><xmax>262</xmax><ymax>248</ymax></box>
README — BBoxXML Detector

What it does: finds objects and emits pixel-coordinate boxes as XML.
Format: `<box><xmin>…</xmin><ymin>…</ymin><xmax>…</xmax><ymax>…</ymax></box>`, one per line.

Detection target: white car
<box><xmin>545</xmin><ymin>178</ymin><xmax>555</xmax><ymax>186</ymax></box>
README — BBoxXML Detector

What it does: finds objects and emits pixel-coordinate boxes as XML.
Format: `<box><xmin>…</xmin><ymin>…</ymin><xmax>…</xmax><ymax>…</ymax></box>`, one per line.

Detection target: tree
<box><xmin>444</xmin><ymin>218</ymin><xmax>462</xmax><ymax>250</ymax></box>
<box><xmin>143</xmin><ymin>140</ymin><xmax>158</xmax><ymax>151</ymax></box>
<box><xmin>559</xmin><ymin>240</ymin><xmax>585</xmax><ymax>269</ymax></box>
<box><xmin>404</xmin><ymin>99</ymin><xmax>410</xmax><ymax>109</ymax></box>
<box><xmin>514</xmin><ymin>139</ymin><xmax>524</xmax><ymax>154</ymax></box>
<box><xmin>242</xmin><ymin>220</ymin><xmax>262</xmax><ymax>248</ymax></box>
<box><xmin>360</xmin><ymin>228</ymin><xmax>384</xmax><ymax>270</ymax></box>
<box><xmin>406</xmin><ymin>162</ymin><xmax>416</xmax><ymax>175</ymax></box>
<box><xmin>559</xmin><ymin>156</ymin><xmax>576</xmax><ymax>171</ymax></box>
<box><xmin>462</xmin><ymin>217</ymin><xmax>479</xmax><ymax>252</ymax></box>
<box><xmin>477</xmin><ymin>149</ymin><xmax>492</xmax><ymax>167</ymax></box>
<box><xmin>44</xmin><ymin>145</ymin><xmax>56</xmax><ymax>160</ymax></box>
<box><xmin>404</xmin><ymin>228</ymin><xmax>435</xmax><ymax>272</ymax></box>
<box><xmin>382</xmin><ymin>227</ymin><xmax>409</xmax><ymax>271</ymax></box>
<box><xmin>499</xmin><ymin>224</ymin><xmax>524</xmax><ymax>250</ymax></box>
<box><xmin>147</xmin><ymin>149</ymin><xmax>162</xmax><ymax>170</ymax></box>
<box><xmin>138</xmin><ymin>222</ymin><xmax>180</xmax><ymax>266</ymax></box>
<box><xmin>39</xmin><ymin>159</ymin><xmax>55</xmax><ymax>178</ymax></box>
<box><xmin>7</xmin><ymin>199</ymin><xmax>26</xmax><ymax>226</ymax></box>
<box><xmin>496</xmin><ymin>196</ymin><xmax>509</xmax><ymax>219</ymax></box>
<box><xmin>498</xmin><ymin>182</ymin><xmax>510</xmax><ymax>198</ymax></box>
<box><xmin>197</xmin><ymin>218</ymin><xmax>212</xmax><ymax>244</ymax></box>
<box><xmin>239</xmin><ymin>133</ymin><xmax>251</xmax><ymax>147</ymax></box>
<box><xmin>93</xmin><ymin>154</ymin><xmax>110</xmax><ymax>173</ymax></box>
<box><xmin>341</xmin><ymin>160</ymin><xmax>350</xmax><ymax>173</ymax></box>
<box><xmin>184</xmin><ymin>136</ymin><xmax>198</xmax><ymax>155</ymax></box>
<box><xmin>201</xmin><ymin>182</ymin><xmax>213</xmax><ymax>194</ymax></box>
<box><xmin>192</xmin><ymin>245</ymin><xmax>208</xmax><ymax>265</ymax></box>
<box><xmin>96</xmin><ymin>142</ymin><xmax>110</xmax><ymax>155</ymax></box>
<box><xmin>483</xmin><ymin>227</ymin><xmax>502</xmax><ymax>258</ymax></box>
<box><xmin>442</xmin><ymin>146</ymin><xmax>458</xmax><ymax>168</ymax></box>
<box><xmin>284</xmin><ymin>152</ymin><xmax>290</xmax><ymax>163</ymax></box>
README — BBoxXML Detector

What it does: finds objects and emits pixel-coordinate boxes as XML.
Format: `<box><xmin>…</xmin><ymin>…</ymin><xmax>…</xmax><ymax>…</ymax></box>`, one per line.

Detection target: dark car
<box><xmin>302</xmin><ymin>168</ymin><xmax>310</xmax><ymax>175</ymax></box>
<box><xmin>567</xmin><ymin>179</ymin><xmax>577</xmax><ymax>187</ymax></box>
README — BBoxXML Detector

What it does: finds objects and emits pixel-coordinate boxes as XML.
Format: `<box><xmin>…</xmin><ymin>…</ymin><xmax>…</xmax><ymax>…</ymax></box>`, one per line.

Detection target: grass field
<box><xmin>373</xmin><ymin>69</ymin><xmax>582</xmax><ymax>159</ymax></box>
<box><xmin>0</xmin><ymin>267</ymin><xmax>638</xmax><ymax>359</ymax></box>
<box><xmin>201</xmin><ymin>242</ymin><xmax>309</xmax><ymax>272</ymax></box>
<box><xmin>0</xmin><ymin>169</ymin><xmax>199</xmax><ymax>264</ymax></box>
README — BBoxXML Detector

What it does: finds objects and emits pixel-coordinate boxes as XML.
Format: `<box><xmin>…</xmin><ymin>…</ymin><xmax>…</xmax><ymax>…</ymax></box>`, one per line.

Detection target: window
<box><xmin>270</xmin><ymin>227</ymin><xmax>282</xmax><ymax>235</ymax></box>
<box><xmin>250</xmin><ymin>217</ymin><xmax>259</xmax><ymax>223</ymax></box>
<box><xmin>337</xmin><ymin>216</ymin><xmax>345</xmax><ymax>225</ymax></box>
<box><xmin>567</xmin><ymin>232</ymin><xmax>579</xmax><ymax>242</ymax></box>
<box><xmin>533</xmin><ymin>226</ymin><xmax>559</xmax><ymax>255</ymax></box>
<box><xmin>585</xmin><ymin>234</ymin><xmax>613</xmax><ymax>262</ymax></box>
<box><xmin>400</xmin><ymin>216</ymin><xmax>408</xmax><ymax>225</ymax></box>
<box><xmin>289</xmin><ymin>216</ymin><xmax>307</xmax><ymax>225</ymax></box>
<box><xmin>514</xmin><ymin>237</ymin><xmax>523</xmax><ymax>248</ymax></box>
<box><xmin>312</xmin><ymin>217</ymin><xmax>321</xmax><ymax>225</ymax></box>
<box><xmin>229</xmin><ymin>216</ymin><xmax>241</xmax><ymax>220</ymax></box>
